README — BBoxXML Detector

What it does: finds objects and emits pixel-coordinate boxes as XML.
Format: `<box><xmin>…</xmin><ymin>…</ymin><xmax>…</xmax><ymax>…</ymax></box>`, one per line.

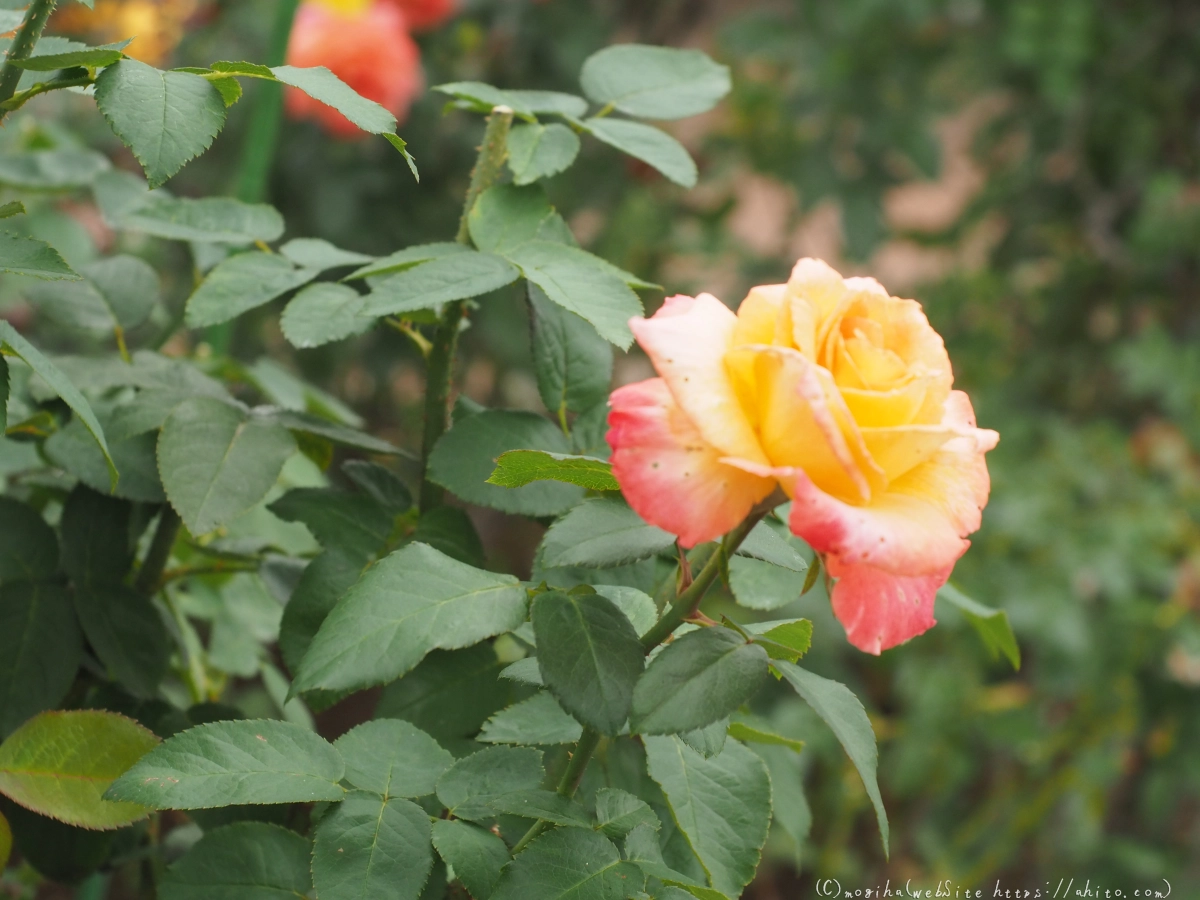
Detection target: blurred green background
<box><xmin>15</xmin><ymin>0</ymin><xmax>1200</xmax><ymax>895</ymax></box>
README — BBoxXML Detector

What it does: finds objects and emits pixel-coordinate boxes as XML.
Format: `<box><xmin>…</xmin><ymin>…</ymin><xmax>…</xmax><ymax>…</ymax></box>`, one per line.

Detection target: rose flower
<box><xmin>608</xmin><ymin>258</ymin><xmax>999</xmax><ymax>654</ymax></box>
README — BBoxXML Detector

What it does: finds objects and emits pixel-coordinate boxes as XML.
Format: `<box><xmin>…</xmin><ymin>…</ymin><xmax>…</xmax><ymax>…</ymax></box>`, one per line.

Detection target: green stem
<box><xmin>639</xmin><ymin>508</ymin><xmax>768</xmax><ymax>649</ymax></box>
<box><xmin>418</xmin><ymin>107</ymin><xmax>513</xmax><ymax>513</ymax></box>
<box><xmin>511</xmin><ymin>495</ymin><xmax>781</xmax><ymax>854</ymax></box>
<box><xmin>0</xmin><ymin>74</ymin><xmax>93</xmax><ymax>112</ymax></box>
<box><xmin>234</xmin><ymin>0</ymin><xmax>301</xmax><ymax>204</ymax></box>
<box><xmin>0</xmin><ymin>0</ymin><xmax>56</xmax><ymax>119</ymax></box>
<box><xmin>135</xmin><ymin>506</ymin><xmax>182</xmax><ymax>597</ymax></box>
<box><xmin>512</xmin><ymin>726</ymin><xmax>602</xmax><ymax>854</ymax></box>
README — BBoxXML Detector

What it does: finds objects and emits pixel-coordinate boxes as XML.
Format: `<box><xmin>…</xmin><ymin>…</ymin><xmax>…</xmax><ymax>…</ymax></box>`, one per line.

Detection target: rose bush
<box><xmin>609</xmin><ymin>257</ymin><xmax>999</xmax><ymax>654</ymax></box>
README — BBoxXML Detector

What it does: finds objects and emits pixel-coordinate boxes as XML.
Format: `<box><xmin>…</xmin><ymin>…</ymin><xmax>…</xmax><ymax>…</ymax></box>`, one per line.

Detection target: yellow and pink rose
<box><xmin>608</xmin><ymin>258</ymin><xmax>999</xmax><ymax>654</ymax></box>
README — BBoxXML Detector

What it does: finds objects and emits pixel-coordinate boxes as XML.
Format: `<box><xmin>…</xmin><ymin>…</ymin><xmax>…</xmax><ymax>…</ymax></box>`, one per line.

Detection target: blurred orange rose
<box><xmin>285</xmin><ymin>0</ymin><xmax>423</xmax><ymax>138</ymax></box>
<box><xmin>53</xmin><ymin>0</ymin><xmax>202</xmax><ymax>66</ymax></box>
<box><xmin>384</xmin><ymin>0</ymin><xmax>457</xmax><ymax>31</ymax></box>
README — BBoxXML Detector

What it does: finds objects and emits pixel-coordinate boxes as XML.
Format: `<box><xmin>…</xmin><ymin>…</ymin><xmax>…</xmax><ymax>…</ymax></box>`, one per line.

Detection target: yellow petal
<box><xmin>860</xmin><ymin>424</ymin><xmax>964</xmax><ymax>483</ymax></box>
<box><xmin>726</xmin><ymin>345</ymin><xmax>882</xmax><ymax>503</ymax></box>
<box><xmin>732</xmin><ymin>284</ymin><xmax>786</xmax><ymax>348</ymax></box>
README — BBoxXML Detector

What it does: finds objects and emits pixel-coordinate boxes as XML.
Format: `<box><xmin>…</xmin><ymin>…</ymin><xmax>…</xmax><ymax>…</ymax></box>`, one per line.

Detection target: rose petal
<box><xmin>826</xmin><ymin>556</ymin><xmax>950</xmax><ymax>654</ymax></box>
<box><xmin>630</xmin><ymin>293</ymin><xmax>769</xmax><ymax>467</ymax></box>
<box><xmin>725</xmin><ymin>345</ymin><xmax>883</xmax><ymax>503</ymax></box>
<box><xmin>785</xmin><ymin>393</ymin><xmax>996</xmax><ymax>575</ymax></box>
<box><xmin>608</xmin><ymin>378</ymin><xmax>775</xmax><ymax>548</ymax></box>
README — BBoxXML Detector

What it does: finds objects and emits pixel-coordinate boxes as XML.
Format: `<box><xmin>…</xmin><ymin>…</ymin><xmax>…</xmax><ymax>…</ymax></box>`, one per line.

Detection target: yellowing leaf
<box><xmin>0</xmin><ymin>710</ymin><xmax>158</xmax><ymax>830</ymax></box>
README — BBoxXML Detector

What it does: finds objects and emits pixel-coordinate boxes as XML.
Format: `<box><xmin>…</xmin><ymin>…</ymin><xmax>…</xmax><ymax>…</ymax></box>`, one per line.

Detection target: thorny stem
<box><xmin>418</xmin><ymin>107</ymin><xmax>513</xmax><ymax>513</ymax></box>
<box><xmin>511</xmin><ymin>492</ymin><xmax>783</xmax><ymax>853</ymax></box>
<box><xmin>0</xmin><ymin>0</ymin><xmax>57</xmax><ymax>120</ymax></box>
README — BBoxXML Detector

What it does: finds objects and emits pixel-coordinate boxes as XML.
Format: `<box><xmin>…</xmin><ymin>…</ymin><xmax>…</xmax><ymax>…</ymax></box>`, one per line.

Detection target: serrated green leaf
<box><xmin>435</xmin><ymin>746</ymin><xmax>543</xmax><ymax>822</ymax></box>
<box><xmin>582</xmin><ymin>118</ymin><xmax>697</xmax><ymax>188</ymax></box>
<box><xmin>278</xmin><ymin>549</ymin><xmax>363</xmax><ymax>679</ymax></box>
<box><xmin>45</xmin><ymin>415</ymin><xmax>164</xmax><ymax>502</ymax></box>
<box><xmin>12</xmin><ymin>42</ymin><xmax>125</xmax><ymax>70</ymax></box>
<box><xmin>499</xmin><ymin>656</ymin><xmax>544</xmax><ymax>686</ymax></box>
<box><xmin>490</xmin><ymin>788</ymin><xmax>592</xmax><ymax>827</ymax></box>
<box><xmin>382</xmin><ymin>133</ymin><xmax>420</xmax><ymax>179</ymax></box>
<box><xmin>294</xmin><ymin>543</ymin><xmax>527</xmax><ymax>694</ymax></box>
<box><xmin>728</xmin><ymin>555</ymin><xmax>808</xmax><ymax>611</ymax></box>
<box><xmin>532</xmin><ymin>589</ymin><xmax>644</xmax><ymax>735</ymax></box>
<box><xmin>0</xmin><ymin>582</ymin><xmax>81</xmax><ymax>738</ymax></box>
<box><xmin>272</xmin><ymin>64</ymin><xmax>396</xmax><ymax>134</ymax></box>
<box><xmin>158</xmin><ymin>822</ymin><xmax>312</xmax><ymax>900</ymax></box>
<box><xmin>0</xmin><ymin>201</ymin><xmax>22</xmax><ymax>219</ymax></box>
<box><xmin>268</xmin><ymin>487</ymin><xmax>392</xmax><ymax>563</ymax></box>
<box><xmin>209</xmin><ymin>76</ymin><xmax>242</xmax><ymax>107</ymax></box>
<box><xmin>506</xmin><ymin>89</ymin><xmax>589</xmax><ymax>117</ymax></box>
<box><xmin>95</xmin><ymin>171</ymin><xmax>284</xmax><ymax>243</ymax></box>
<box><xmin>748</xmin><ymin>741</ymin><xmax>809</xmax><ymax>864</ymax></box>
<box><xmin>95</xmin><ymin>60</ymin><xmax>226</xmax><ymax>187</ymax></box>
<box><xmin>431</xmin><ymin>819</ymin><xmax>510</xmax><ymax>900</ymax></box>
<box><xmin>25</xmin><ymin>254</ymin><xmax>159</xmax><ymax>336</ymax></box>
<box><xmin>362</xmin><ymin>251</ymin><xmax>519</xmax><ymax>317</ymax></box>
<box><xmin>622</xmin><ymin>823</ymin><xmax>714</xmax><ymax>896</ymax></box>
<box><xmin>434</xmin><ymin>81</ymin><xmax>535</xmax><ymax>117</ymax></box>
<box><xmin>334</xmin><ymin>719</ymin><xmax>453</xmax><ymax>798</ymax></box>
<box><xmin>679</xmin><ymin>719</ymin><xmax>728</xmax><ymax>759</ymax></box>
<box><xmin>0</xmin><ymin>231</ymin><xmax>78</xmax><ymax>279</ymax></box>
<box><xmin>467</xmin><ymin>184</ymin><xmax>575</xmax><ymax>255</ymax></box>
<box><xmin>280</xmin><ymin>282</ymin><xmax>373</xmax><ymax>348</ymax></box>
<box><xmin>737</xmin><ymin>521</ymin><xmax>808</xmax><ymax>572</ymax></box>
<box><xmin>209</xmin><ymin>60</ymin><xmax>274</xmax><ymax>78</ymax></box>
<box><xmin>342</xmin><ymin>459</ymin><xmax>412</xmax><ymax>513</ymax></box>
<box><xmin>755</xmin><ymin>619</ymin><xmax>813</xmax><ymax>663</ymax></box>
<box><xmin>632</xmin><ymin>627</ymin><xmax>769</xmax><ymax>736</ymax></box>
<box><xmin>938</xmin><ymin>583</ymin><xmax>1021</xmax><ymax>670</ymax></box>
<box><xmin>429</xmin><ymin>410</ymin><xmax>584</xmax><ymax>516</ymax></box>
<box><xmin>508</xmin><ymin>122</ymin><xmax>581</xmax><ymax>185</ymax></box>
<box><xmin>260</xmin><ymin>408</ymin><xmax>402</xmax><ymax>456</ymax></box>
<box><xmin>279</xmin><ymin>237</ymin><xmax>372</xmax><ymax>270</ymax></box>
<box><xmin>0</xmin><ymin>710</ymin><xmax>157</xmax><ymax>830</ymax></box>
<box><xmin>644</xmin><ymin>736</ymin><xmax>771</xmax><ymax>898</ymax></box>
<box><xmin>594</xmin><ymin>787</ymin><xmax>660</xmax><ymax>840</ymax></box>
<box><xmin>74</xmin><ymin>585</ymin><xmax>170</xmax><ymax>697</ymax></box>
<box><xmin>773</xmin><ymin>661</ymin><xmax>888</xmax><ymax>854</ymax></box>
<box><xmin>579</xmin><ymin>45</ymin><xmax>730</xmax><ymax>120</ymax></box>
<box><xmin>478</xmin><ymin>691</ymin><xmax>582</xmax><ymax>745</ymax></box>
<box><xmin>185</xmin><ymin>252</ymin><xmax>316</xmax><ymax>328</ymax></box>
<box><xmin>529</xmin><ymin>283</ymin><xmax>613</xmax><ymax>417</ymax></box>
<box><xmin>488</xmin><ymin>450</ymin><xmax>618</xmax><ymax>492</ymax></box>
<box><xmin>375</xmin><ymin>644</ymin><xmax>513</xmax><ymax>742</ymax></box>
<box><xmin>493</xmin><ymin>827</ymin><xmax>642</xmax><ymax>900</ymax></box>
<box><xmin>0</xmin><ymin>496</ymin><xmax>58</xmax><ymax>584</ymax></box>
<box><xmin>312</xmin><ymin>791</ymin><xmax>433</xmax><ymax>900</ymax></box>
<box><xmin>344</xmin><ymin>242</ymin><xmax>469</xmax><ymax>281</ymax></box>
<box><xmin>158</xmin><ymin>397</ymin><xmax>297</xmax><ymax>535</ymax></box>
<box><xmin>594</xmin><ymin>585</ymin><xmax>658</xmax><ymax>637</ymax></box>
<box><xmin>542</xmin><ymin>497</ymin><xmax>676</xmax><ymax>569</ymax></box>
<box><xmin>105</xmin><ymin>719</ymin><xmax>345</xmax><ymax>809</ymax></box>
<box><xmin>0</xmin><ymin>148</ymin><xmax>109</xmax><ymax>189</ymax></box>
<box><xmin>507</xmin><ymin>241</ymin><xmax>643</xmax><ymax>348</ymax></box>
